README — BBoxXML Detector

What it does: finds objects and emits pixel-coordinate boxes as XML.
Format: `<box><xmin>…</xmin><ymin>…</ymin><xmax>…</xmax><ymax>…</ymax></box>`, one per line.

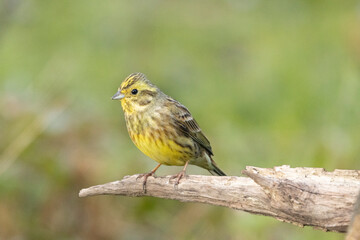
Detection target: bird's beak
<box><xmin>112</xmin><ymin>90</ymin><xmax>125</xmax><ymax>100</ymax></box>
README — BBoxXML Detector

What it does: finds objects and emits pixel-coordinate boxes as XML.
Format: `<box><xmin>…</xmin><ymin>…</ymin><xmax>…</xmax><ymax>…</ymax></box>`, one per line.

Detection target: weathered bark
<box><xmin>346</xmin><ymin>190</ymin><xmax>360</xmax><ymax>240</ymax></box>
<box><xmin>79</xmin><ymin>165</ymin><xmax>360</xmax><ymax>233</ymax></box>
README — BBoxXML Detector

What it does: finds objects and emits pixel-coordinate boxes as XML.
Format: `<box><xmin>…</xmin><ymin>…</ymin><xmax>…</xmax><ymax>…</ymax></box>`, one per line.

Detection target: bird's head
<box><xmin>112</xmin><ymin>73</ymin><xmax>160</xmax><ymax>114</ymax></box>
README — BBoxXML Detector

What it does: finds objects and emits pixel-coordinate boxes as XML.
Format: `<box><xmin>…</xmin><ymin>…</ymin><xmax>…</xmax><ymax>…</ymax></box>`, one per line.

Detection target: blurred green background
<box><xmin>1</xmin><ymin>0</ymin><xmax>359</xmax><ymax>239</ymax></box>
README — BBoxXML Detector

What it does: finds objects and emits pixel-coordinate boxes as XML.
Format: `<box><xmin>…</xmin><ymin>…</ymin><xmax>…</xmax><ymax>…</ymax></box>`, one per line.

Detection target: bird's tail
<box><xmin>208</xmin><ymin>155</ymin><xmax>226</xmax><ymax>176</ymax></box>
<box><xmin>209</xmin><ymin>164</ymin><xmax>227</xmax><ymax>176</ymax></box>
<box><xmin>202</xmin><ymin>152</ymin><xmax>226</xmax><ymax>176</ymax></box>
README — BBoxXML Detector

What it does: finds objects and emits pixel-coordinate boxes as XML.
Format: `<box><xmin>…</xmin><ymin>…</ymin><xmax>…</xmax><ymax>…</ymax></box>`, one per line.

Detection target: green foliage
<box><xmin>1</xmin><ymin>0</ymin><xmax>359</xmax><ymax>239</ymax></box>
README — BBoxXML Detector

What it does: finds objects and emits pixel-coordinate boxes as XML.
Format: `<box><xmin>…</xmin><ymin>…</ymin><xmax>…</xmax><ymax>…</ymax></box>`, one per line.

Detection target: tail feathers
<box><xmin>203</xmin><ymin>152</ymin><xmax>226</xmax><ymax>176</ymax></box>
<box><xmin>209</xmin><ymin>164</ymin><xmax>226</xmax><ymax>176</ymax></box>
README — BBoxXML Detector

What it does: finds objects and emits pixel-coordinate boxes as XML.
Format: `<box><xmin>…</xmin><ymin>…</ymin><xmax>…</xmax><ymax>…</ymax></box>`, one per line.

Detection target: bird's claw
<box><xmin>169</xmin><ymin>170</ymin><xmax>186</xmax><ymax>188</ymax></box>
<box><xmin>137</xmin><ymin>172</ymin><xmax>156</xmax><ymax>193</ymax></box>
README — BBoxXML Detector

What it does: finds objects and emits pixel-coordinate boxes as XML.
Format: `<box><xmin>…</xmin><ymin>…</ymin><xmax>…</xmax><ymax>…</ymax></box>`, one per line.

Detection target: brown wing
<box><xmin>167</xmin><ymin>97</ymin><xmax>213</xmax><ymax>155</ymax></box>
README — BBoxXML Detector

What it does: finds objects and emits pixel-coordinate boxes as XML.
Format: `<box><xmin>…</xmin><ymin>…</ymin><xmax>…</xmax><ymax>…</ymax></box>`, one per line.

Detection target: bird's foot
<box><xmin>169</xmin><ymin>170</ymin><xmax>187</xmax><ymax>188</ymax></box>
<box><xmin>136</xmin><ymin>164</ymin><xmax>162</xmax><ymax>193</ymax></box>
<box><xmin>137</xmin><ymin>172</ymin><xmax>156</xmax><ymax>193</ymax></box>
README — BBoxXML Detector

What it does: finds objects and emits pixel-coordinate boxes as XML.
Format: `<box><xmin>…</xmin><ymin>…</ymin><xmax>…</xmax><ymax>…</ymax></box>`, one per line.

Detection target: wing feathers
<box><xmin>167</xmin><ymin>97</ymin><xmax>213</xmax><ymax>155</ymax></box>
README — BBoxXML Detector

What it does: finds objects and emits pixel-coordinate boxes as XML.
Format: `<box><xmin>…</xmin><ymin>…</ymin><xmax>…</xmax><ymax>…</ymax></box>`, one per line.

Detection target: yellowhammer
<box><xmin>112</xmin><ymin>72</ymin><xmax>226</xmax><ymax>189</ymax></box>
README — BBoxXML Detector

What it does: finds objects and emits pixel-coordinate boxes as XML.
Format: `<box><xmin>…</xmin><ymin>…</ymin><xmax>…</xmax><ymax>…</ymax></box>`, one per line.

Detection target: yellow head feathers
<box><xmin>112</xmin><ymin>73</ymin><xmax>159</xmax><ymax>113</ymax></box>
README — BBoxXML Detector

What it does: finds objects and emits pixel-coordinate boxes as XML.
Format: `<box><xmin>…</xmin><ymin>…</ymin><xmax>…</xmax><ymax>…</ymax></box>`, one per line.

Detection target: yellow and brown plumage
<box><xmin>112</xmin><ymin>72</ymin><xmax>226</xmax><ymax>188</ymax></box>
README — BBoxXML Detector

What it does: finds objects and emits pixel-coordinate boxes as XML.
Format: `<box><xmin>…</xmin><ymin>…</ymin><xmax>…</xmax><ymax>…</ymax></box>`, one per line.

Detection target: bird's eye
<box><xmin>131</xmin><ymin>89</ymin><xmax>138</xmax><ymax>95</ymax></box>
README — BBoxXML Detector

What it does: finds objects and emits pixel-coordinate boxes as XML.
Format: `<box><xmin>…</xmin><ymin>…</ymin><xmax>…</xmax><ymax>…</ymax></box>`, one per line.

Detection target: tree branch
<box><xmin>79</xmin><ymin>165</ymin><xmax>360</xmax><ymax>233</ymax></box>
<box><xmin>346</xmin><ymin>190</ymin><xmax>360</xmax><ymax>239</ymax></box>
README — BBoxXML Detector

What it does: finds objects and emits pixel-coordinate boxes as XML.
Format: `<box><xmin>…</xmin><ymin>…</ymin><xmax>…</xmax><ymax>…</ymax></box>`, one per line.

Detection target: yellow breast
<box><xmin>130</xmin><ymin>132</ymin><xmax>193</xmax><ymax>166</ymax></box>
<box><xmin>124</xmin><ymin>106</ymin><xmax>196</xmax><ymax>166</ymax></box>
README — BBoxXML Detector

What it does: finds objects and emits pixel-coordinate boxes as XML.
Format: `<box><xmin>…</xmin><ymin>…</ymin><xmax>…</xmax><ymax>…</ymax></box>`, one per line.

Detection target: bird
<box><xmin>112</xmin><ymin>72</ymin><xmax>226</xmax><ymax>190</ymax></box>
